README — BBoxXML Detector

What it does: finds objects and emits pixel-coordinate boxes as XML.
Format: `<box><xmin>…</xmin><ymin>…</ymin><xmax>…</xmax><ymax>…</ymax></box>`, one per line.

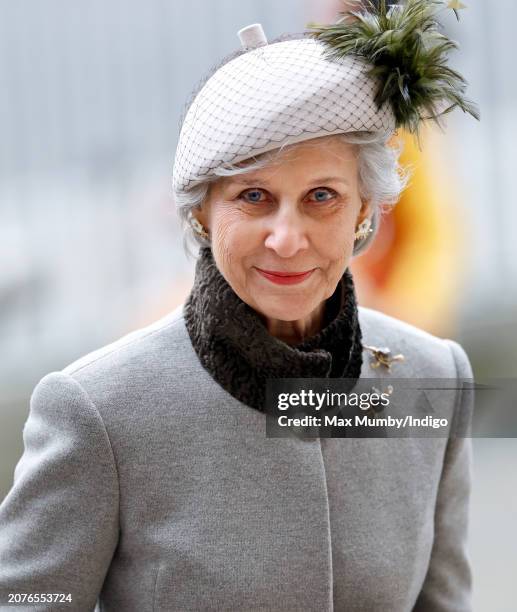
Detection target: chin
<box><xmin>252</xmin><ymin>295</ymin><xmax>319</xmax><ymax>323</ymax></box>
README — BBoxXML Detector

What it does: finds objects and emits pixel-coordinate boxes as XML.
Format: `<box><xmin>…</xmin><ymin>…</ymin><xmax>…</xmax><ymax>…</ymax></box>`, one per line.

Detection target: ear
<box><xmin>193</xmin><ymin>182</ymin><xmax>216</xmax><ymax>229</ymax></box>
<box><xmin>192</xmin><ymin>202</ymin><xmax>210</xmax><ymax>229</ymax></box>
<box><xmin>357</xmin><ymin>199</ymin><xmax>372</xmax><ymax>224</ymax></box>
<box><xmin>191</xmin><ymin>208</ymin><xmax>204</xmax><ymax>225</ymax></box>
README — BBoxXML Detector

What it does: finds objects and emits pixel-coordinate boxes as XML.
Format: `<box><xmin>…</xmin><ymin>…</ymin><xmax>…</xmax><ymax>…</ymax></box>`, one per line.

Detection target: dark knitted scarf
<box><xmin>184</xmin><ymin>247</ymin><xmax>363</xmax><ymax>412</ymax></box>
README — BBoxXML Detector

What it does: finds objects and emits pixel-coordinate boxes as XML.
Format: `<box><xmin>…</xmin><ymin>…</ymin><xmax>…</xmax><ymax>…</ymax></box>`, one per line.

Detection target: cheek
<box><xmin>210</xmin><ymin>200</ymin><xmax>359</xmax><ymax>259</ymax></box>
<box><xmin>211</xmin><ymin>208</ymin><xmax>242</xmax><ymax>248</ymax></box>
<box><xmin>317</xmin><ymin>208</ymin><xmax>358</xmax><ymax>255</ymax></box>
<box><xmin>210</xmin><ymin>208</ymin><xmax>254</xmax><ymax>277</ymax></box>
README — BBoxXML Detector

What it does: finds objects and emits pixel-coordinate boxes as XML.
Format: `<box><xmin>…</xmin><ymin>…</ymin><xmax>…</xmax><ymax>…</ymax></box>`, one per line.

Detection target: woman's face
<box><xmin>195</xmin><ymin>136</ymin><xmax>370</xmax><ymax>323</ymax></box>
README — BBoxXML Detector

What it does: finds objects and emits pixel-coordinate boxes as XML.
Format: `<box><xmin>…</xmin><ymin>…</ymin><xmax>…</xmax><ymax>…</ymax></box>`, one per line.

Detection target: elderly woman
<box><xmin>0</xmin><ymin>2</ymin><xmax>478</xmax><ymax>611</ymax></box>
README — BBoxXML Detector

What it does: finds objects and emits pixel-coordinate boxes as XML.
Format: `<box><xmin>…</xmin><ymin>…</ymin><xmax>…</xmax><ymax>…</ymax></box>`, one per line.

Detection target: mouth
<box><xmin>254</xmin><ymin>267</ymin><xmax>316</xmax><ymax>285</ymax></box>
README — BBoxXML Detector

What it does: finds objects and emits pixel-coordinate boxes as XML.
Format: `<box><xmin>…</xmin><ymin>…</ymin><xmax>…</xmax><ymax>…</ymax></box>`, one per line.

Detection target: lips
<box><xmin>257</xmin><ymin>268</ymin><xmax>313</xmax><ymax>277</ymax></box>
<box><xmin>255</xmin><ymin>267</ymin><xmax>315</xmax><ymax>285</ymax></box>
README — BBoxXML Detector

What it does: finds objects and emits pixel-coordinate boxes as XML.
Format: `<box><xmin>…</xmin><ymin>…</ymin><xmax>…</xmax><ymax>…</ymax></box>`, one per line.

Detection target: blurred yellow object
<box><xmin>447</xmin><ymin>1</ymin><xmax>467</xmax><ymax>11</ymax></box>
<box><xmin>351</xmin><ymin>126</ymin><xmax>470</xmax><ymax>337</ymax></box>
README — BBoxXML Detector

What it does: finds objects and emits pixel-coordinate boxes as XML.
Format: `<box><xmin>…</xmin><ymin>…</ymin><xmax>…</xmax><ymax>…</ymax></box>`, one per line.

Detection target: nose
<box><xmin>264</xmin><ymin>204</ymin><xmax>310</xmax><ymax>258</ymax></box>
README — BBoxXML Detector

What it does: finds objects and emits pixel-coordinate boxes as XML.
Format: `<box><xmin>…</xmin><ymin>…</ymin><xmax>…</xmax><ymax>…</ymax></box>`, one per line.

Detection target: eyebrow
<box><xmin>228</xmin><ymin>176</ymin><xmax>350</xmax><ymax>187</ymax></box>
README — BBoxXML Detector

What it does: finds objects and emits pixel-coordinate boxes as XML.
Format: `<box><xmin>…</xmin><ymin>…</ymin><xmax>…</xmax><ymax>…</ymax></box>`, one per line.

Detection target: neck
<box><xmin>257</xmin><ymin>302</ymin><xmax>326</xmax><ymax>345</ymax></box>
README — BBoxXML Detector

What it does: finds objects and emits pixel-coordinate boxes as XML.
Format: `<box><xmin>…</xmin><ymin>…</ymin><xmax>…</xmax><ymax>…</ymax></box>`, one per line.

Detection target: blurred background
<box><xmin>0</xmin><ymin>0</ymin><xmax>515</xmax><ymax>609</ymax></box>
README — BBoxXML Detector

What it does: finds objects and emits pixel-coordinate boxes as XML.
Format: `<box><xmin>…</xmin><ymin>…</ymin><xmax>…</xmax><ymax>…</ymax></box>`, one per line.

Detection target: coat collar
<box><xmin>184</xmin><ymin>247</ymin><xmax>363</xmax><ymax>412</ymax></box>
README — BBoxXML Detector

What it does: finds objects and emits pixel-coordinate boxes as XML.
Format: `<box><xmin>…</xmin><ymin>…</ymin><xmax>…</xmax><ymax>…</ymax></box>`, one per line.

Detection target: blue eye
<box><xmin>311</xmin><ymin>188</ymin><xmax>335</xmax><ymax>202</ymax></box>
<box><xmin>240</xmin><ymin>189</ymin><xmax>265</xmax><ymax>203</ymax></box>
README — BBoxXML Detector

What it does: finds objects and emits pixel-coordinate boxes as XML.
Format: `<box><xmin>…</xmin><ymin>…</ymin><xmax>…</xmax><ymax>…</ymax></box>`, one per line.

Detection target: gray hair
<box><xmin>175</xmin><ymin>131</ymin><xmax>411</xmax><ymax>259</ymax></box>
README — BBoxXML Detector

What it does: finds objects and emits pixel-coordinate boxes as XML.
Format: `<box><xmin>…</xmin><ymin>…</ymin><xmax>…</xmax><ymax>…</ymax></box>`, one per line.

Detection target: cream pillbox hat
<box><xmin>172</xmin><ymin>23</ymin><xmax>396</xmax><ymax>194</ymax></box>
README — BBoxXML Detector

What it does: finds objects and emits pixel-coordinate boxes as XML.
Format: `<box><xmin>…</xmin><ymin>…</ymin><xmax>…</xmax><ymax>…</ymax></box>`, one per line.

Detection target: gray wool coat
<box><xmin>0</xmin><ymin>305</ymin><xmax>473</xmax><ymax>612</ymax></box>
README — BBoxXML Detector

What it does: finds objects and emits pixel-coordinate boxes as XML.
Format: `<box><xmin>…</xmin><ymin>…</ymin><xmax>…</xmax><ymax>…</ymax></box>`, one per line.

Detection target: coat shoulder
<box><xmin>359</xmin><ymin>305</ymin><xmax>445</xmax><ymax>348</ymax></box>
<box><xmin>358</xmin><ymin>306</ymin><xmax>472</xmax><ymax>379</ymax></box>
<box><xmin>61</xmin><ymin>304</ymin><xmax>192</xmax><ymax>390</ymax></box>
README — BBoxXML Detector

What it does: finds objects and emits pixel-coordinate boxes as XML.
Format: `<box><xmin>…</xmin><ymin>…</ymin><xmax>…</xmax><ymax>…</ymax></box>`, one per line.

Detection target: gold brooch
<box><xmin>364</xmin><ymin>345</ymin><xmax>405</xmax><ymax>372</ymax></box>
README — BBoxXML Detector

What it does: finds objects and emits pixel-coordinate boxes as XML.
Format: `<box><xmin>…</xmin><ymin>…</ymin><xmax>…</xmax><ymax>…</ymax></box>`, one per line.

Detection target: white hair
<box><xmin>174</xmin><ymin>131</ymin><xmax>411</xmax><ymax>259</ymax></box>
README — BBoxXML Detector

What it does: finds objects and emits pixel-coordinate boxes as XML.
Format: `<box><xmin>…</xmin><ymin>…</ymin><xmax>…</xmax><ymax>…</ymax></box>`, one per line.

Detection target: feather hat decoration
<box><xmin>307</xmin><ymin>0</ymin><xmax>480</xmax><ymax>139</ymax></box>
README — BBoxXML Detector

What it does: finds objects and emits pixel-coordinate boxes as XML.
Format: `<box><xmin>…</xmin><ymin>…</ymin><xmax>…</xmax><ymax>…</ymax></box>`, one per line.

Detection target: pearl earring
<box><xmin>190</xmin><ymin>216</ymin><xmax>210</xmax><ymax>240</ymax></box>
<box><xmin>354</xmin><ymin>218</ymin><xmax>373</xmax><ymax>241</ymax></box>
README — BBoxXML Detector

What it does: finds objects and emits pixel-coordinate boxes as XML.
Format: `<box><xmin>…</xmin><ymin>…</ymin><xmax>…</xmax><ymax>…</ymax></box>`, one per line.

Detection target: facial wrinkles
<box><xmin>203</xmin><ymin>137</ymin><xmax>364</xmax><ymax>304</ymax></box>
<box><xmin>213</xmin><ymin>187</ymin><xmax>355</xmax><ymax>266</ymax></box>
<box><xmin>213</xmin><ymin>211</ymin><xmax>234</xmax><ymax>258</ymax></box>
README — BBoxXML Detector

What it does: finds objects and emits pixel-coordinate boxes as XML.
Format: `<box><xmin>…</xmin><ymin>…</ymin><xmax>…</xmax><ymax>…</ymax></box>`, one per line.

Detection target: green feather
<box><xmin>306</xmin><ymin>0</ymin><xmax>480</xmax><ymax>136</ymax></box>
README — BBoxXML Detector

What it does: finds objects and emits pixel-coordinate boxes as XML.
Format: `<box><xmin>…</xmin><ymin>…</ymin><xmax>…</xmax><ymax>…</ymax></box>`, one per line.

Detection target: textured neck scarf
<box><xmin>184</xmin><ymin>247</ymin><xmax>363</xmax><ymax>412</ymax></box>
